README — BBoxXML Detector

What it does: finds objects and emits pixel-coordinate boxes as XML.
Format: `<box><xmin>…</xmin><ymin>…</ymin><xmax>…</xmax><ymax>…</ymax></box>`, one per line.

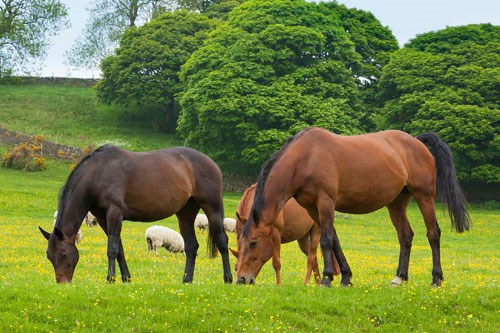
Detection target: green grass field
<box><xmin>0</xmin><ymin>84</ymin><xmax>498</xmax><ymax>331</ymax></box>
<box><xmin>0</xmin><ymin>84</ymin><xmax>181</xmax><ymax>150</ymax></box>
<box><xmin>0</xmin><ymin>151</ymin><xmax>498</xmax><ymax>332</ymax></box>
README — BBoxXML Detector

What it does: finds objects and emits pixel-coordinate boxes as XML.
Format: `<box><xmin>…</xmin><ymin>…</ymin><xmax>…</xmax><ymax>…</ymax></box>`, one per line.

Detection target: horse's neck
<box><xmin>259</xmin><ymin>179</ymin><xmax>293</xmax><ymax>228</ymax></box>
<box><xmin>57</xmin><ymin>202</ymin><xmax>87</xmax><ymax>237</ymax></box>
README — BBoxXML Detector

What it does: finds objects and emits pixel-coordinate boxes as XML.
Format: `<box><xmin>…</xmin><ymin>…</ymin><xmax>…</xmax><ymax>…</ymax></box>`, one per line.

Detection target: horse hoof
<box><xmin>321</xmin><ymin>277</ymin><xmax>332</xmax><ymax>287</ymax></box>
<box><xmin>390</xmin><ymin>276</ymin><xmax>403</xmax><ymax>287</ymax></box>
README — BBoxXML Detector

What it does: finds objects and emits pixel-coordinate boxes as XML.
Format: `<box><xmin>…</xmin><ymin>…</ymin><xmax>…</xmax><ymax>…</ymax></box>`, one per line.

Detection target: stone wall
<box><xmin>0</xmin><ymin>128</ymin><xmax>83</xmax><ymax>160</ymax></box>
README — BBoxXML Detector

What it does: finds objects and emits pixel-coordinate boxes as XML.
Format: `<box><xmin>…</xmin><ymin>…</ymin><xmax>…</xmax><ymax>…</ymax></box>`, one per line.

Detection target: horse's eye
<box><xmin>250</xmin><ymin>241</ymin><xmax>257</xmax><ymax>249</ymax></box>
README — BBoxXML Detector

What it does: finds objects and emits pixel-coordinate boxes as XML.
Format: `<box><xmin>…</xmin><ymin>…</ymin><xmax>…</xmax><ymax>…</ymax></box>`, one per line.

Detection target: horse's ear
<box><xmin>229</xmin><ymin>248</ymin><xmax>239</xmax><ymax>258</ymax></box>
<box><xmin>236</xmin><ymin>212</ymin><xmax>246</xmax><ymax>224</ymax></box>
<box><xmin>53</xmin><ymin>227</ymin><xmax>65</xmax><ymax>240</ymax></box>
<box><xmin>39</xmin><ymin>226</ymin><xmax>51</xmax><ymax>240</ymax></box>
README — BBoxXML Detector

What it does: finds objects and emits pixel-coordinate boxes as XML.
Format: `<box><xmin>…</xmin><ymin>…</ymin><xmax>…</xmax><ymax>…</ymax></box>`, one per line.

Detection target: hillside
<box><xmin>0</xmin><ymin>83</ymin><xmax>181</xmax><ymax>151</ymax></box>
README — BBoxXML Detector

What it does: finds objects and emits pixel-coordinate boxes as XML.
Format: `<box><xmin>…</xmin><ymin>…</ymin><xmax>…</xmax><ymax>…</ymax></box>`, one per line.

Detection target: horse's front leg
<box><xmin>105</xmin><ymin>208</ymin><xmax>125</xmax><ymax>283</ymax></box>
<box><xmin>106</xmin><ymin>233</ymin><xmax>120</xmax><ymax>283</ymax></box>
<box><xmin>116</xmin><ymin>239</ymin><xmax>131</xmax><ymax>282</ymax></box>
<box><xmin>318</xmin><ymin>200</ymin><xmax>352</xmax><ymax>287</ymax></box>
<box><xmin>331</xmin><ymin>227</ymin><xmax>352</xmax><ymax>286</ymax></box>
<box><xmin>271</xmin><ymin>230</ymin><xmax>282</xmax><ymax>285</ymax></box>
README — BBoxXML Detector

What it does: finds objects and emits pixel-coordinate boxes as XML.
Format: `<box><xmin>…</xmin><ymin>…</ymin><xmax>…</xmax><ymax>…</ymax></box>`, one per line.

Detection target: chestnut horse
<box><xmin>237</xmin><ymin>128</ymin><xmax>470</xmax><ymax>286</ymax></box>
<box><xmin>39</xmin><ymin>145</ymin><xmax>232</xmax><ymax>284</ymax></box>
<box><xmin>231</xmin><ymin>184</ymin><xmax>340</xmax><ymax>285</ymax></box>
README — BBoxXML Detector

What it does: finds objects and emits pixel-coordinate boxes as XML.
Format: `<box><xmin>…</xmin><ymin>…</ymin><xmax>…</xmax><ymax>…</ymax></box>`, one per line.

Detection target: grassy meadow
<box><xmin>0</xmin><ymin>84</ymin><xmax>498</xmax><ymax>332</ymax></box>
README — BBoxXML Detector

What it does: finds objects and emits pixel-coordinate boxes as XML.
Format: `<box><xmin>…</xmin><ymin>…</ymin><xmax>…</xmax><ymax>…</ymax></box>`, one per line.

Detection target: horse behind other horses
<box><xmin>237</xmin><ymin>128</ymin><xmax>470</xmax><ymax>287</ymax></box>
<box><xmin>40</xmin><ymin>145</ymin><xmax>232</xmax><ymax>284</ymax></box>
<box><xmin>232</xmin><ymin>184</ymin><xmax>340</xmax><ymax>285</ymax></box>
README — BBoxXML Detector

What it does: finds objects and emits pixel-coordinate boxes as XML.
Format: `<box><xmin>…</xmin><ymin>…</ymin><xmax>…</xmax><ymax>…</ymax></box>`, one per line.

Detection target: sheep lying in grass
<box><xmin>53</xmin><ymin>210</ymin><xmax>83</xmax><ymax>244</ymax></box>
<box><xmin>194</xmin><ymin>214</ymin><xmax>209</xmax><ymax>233</ymax></box>
<box><xmin>223</xmin><ymin>217</ymin><xmax>236</xmax><ymax>233</ymax></box>
<box><xmin>145</xmin><ymin>225</ymin><xmax>185</xmax><ymax>256</ymax></box>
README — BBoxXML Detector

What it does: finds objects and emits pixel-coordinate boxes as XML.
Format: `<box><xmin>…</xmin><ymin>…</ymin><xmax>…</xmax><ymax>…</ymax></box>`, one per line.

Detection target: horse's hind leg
<box><xmin>387</xmin><ymin>193</ymin><xmax>414</xmax><ymax>286</ymax></box>
<box><xmin>413</xmin><ymin>192</ymin><xmax>443</xmax><ymax>286</ymax></box>
<box><xmin>201</xmin><ymin>203</ymin><xmax>233</xmax><ymax>284</ymax></box>
<box><xmin>176</xmin><ymin>198</ymin><xmax>200</xmax><ymax>283</ymax></box>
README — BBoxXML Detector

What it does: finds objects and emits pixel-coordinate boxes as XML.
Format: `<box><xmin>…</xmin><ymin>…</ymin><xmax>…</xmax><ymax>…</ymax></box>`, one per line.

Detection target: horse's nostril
<box><xmin>237</xmin><ymin>277</ymin><xmax>246</xmax><ymax>284</ymax></box>
<box><xmin>249</xmin><ymin>278</ymin><xmax>255</xmax><ymax>284</ymax></box>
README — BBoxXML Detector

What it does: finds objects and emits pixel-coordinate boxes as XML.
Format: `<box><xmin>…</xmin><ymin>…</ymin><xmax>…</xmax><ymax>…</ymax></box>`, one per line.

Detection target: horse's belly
<box><xmin>122</xmin><ymin>191</ymin><xmax>190</xmax><ymax>221</ymax></box>
<box><xmin>335</xmin><ymin>185</ymin><xmax>403</xmax><ymax>214</ymax></box>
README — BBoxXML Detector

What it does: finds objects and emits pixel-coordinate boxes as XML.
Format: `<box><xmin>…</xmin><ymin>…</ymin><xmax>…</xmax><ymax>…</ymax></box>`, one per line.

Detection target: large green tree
<box><xmin>379</xmin><ymin>24</ymin><xmax>499</xmax><ymax>183</ymax></box>
<box><xmin>177</xmin><ymin>0</ymin><xmax>397</xmax><ymax>174</ymax></box>
<box><xmin>96</xmin><ymin>10</ymin><xmax>218</xmax><ymax>132</ymax></box>
<box><xmin>0</xmin><ymin>0</ymin><xmax>69</xmax><ymax>76</ymax></box>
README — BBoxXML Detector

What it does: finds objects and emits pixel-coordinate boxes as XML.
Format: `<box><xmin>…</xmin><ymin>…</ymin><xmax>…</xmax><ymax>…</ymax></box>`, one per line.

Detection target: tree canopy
<box><xmin>378</xmin><ymin>24</ymin><xmax>499</xmax><ymax>183</ymax></box>
<box><xmin>0</xmin><ymin>0</ymin><xmax>69</xmax><ymax>76</ymax></box>
<box><xmin>96</xmin><ymin>10</ymin><xmax>218</xmax><ymax>132</ymax></box>
<box><xmin>177</xmin><ymin>0</ymin><xmax>397</xmax><ymax>174</ymax></box>
<box><xmin>66</xmin><ymin>0</ymin><xmax>175</xmax><ymax>70</ymax></box>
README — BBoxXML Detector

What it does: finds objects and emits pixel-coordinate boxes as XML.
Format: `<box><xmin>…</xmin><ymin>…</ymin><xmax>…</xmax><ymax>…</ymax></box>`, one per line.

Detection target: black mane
<box><xmin>55</xmin><ymin>145</ymin><xmax>113</xmax><ymax>227</ymax></box>
<box><xmin>243</xmin><ymin>129</ymin><xmax>310</xmax><ymax>237</ymax></box>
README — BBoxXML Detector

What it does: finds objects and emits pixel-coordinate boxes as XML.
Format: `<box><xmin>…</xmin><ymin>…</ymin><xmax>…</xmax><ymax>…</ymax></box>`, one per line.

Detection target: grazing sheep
<box><xmin>53</xmin><ymin>210</ymin><xmax>83</xmax><ymax>244</ymax></box>
<box><xmin>145</xmin><ymin>225</ymin><xmax>185</xmax><ymax>256</ymax></box>
<box><xmin>223</xmin><ymin>217</ymin><xmax>236</xmax><ymax>233</ymax></box>
<box><xmin>194</xmin><ymin>214</ymin><xmax>209</xmax><ymax>233</ymax></box>
<box><xmin>84</xmin><ymin>212</ymin><xmax>98</xmax><ymax>227</ymax></box>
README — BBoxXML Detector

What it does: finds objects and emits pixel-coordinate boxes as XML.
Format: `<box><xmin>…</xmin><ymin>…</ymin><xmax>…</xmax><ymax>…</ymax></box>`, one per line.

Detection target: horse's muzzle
<box><xmin>236</xmin><ymin>276</ymin><xmax>255</xmax><ymax>285</ymax></box>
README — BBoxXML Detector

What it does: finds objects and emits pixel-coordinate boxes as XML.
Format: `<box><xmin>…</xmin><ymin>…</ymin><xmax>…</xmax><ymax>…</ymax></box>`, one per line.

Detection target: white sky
<box><xmin>40</xmin><ymin>0</ymin><xmax>499</xmax><ymax>78</ymax></box>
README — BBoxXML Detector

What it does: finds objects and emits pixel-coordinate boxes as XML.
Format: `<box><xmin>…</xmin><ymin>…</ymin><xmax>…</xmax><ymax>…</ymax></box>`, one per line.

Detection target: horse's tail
<box><xmin>416</xmin><ymin>133</ymin><xmax>471</xmax><ymax>232</ymax></box>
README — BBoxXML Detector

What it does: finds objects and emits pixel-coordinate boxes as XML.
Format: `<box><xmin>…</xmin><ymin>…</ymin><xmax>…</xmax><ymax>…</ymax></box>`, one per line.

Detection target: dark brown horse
<box><xmin>237</xmin><ymin>128</ymin><xmax>470</xmax><ymax>286</ymax></box>
<box><xmin>231</xmin><ymin>184</ymin><xmax>340</xmax><ymax>285</ymax></box>
<box><xmin>39</xmin><ymin>145</ymin><xmax>233</xmax><ymax>284</ymax></box>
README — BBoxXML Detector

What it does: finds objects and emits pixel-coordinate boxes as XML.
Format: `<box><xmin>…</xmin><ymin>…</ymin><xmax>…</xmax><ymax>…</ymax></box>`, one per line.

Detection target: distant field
<box><xmin>0</xmin><ymin>84</ymin><xmax>181</xmax><ymax>151</ymax></box>
<box><xmin>0</xmin><ymin>155</ymin><xmax>498</xmax><ymax>332</ymax></box>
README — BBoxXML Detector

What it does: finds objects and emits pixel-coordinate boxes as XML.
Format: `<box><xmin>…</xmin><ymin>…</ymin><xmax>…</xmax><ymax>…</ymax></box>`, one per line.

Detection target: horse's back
<box><xmin>87</xmin><ymin>146</ymin><xmax>222</xmax><ymax>221</ymax></box>
<box><xmin>286</xmin><ymin>128</ymin><xmax>436</xmax><ymax>213</ymax></box>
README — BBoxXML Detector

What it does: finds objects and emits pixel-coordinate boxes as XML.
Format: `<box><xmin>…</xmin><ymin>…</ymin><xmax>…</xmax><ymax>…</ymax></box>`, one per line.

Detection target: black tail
<box><xmin>417</xmin><ymin>133</ymin><xmax>471</xmax><ymax>232</ymax></box>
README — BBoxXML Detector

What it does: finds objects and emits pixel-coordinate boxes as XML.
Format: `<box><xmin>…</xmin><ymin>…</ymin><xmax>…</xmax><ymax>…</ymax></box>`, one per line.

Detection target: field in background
<box><xmin>0</xmin><ymin>84</ymin><xmax>181</xmax><ymax>151</ymax></box>
<box><xmin>0</xmin><ymin>155</ymin><xmax>498</xmax><ymax>332</ymax></box>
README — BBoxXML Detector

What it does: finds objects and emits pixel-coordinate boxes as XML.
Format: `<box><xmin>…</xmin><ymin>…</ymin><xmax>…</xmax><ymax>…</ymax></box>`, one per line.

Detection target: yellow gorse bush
<box><xmin>1</xmin><ymin>135</ymin><xmax>46</xmax><ymax>171</ymax></box>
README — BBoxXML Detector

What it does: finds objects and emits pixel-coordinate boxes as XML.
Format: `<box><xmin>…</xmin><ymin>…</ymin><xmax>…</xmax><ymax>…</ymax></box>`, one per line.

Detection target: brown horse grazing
<box><xmin>39</xmin><ymin>145</ymin><xmax>233</xmax><ymax>284</ymax></box>
<box><xmin>237</xmin><ymin>127</ymin><xmax>470</xmax><ymax>287</ymax></box>
<box><xmin>231</xmin><ymin>184</ymin><xmax>340</xmax><ymax>285</ymax></box>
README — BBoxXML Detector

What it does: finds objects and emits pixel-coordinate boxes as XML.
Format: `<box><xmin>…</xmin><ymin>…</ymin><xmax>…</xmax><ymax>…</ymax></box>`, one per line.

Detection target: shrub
<box><xmin>2</xmin><ymin>135</ymin><xmax>46</xmax><ymax>171</ymax></box>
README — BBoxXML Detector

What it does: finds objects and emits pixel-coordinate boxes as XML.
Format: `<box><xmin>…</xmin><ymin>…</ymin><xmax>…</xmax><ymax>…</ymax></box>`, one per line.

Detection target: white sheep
<box><xmin>53</xmin><ymin>210</ymin><xmax>83</xmax><ymax>244</ymax></box>
<box><xmin>145</xmin><ymin>225</ymin><xmax>185</xmax><ymax>256</ymax></box>
<box><xmin>84</xmin><ymin>211</ymin><xmax>98</xmax><ymax>227</ymax></box>
<box><xmin>194</xmin><ymin>213</ymin><xmax>209</xmax><ymax>233</ymax></box>
<box><xmin>223</xmin><ymin>217</ymin><xmax>236</xmax><ymax>233</ymax></box>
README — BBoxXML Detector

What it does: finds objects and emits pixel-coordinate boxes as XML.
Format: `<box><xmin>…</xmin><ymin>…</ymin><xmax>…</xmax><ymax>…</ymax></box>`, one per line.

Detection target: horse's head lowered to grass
<box><xmin>39</xmin><ymin>226</ymin><xmax>79</xmax><ymax>283</ymax></box>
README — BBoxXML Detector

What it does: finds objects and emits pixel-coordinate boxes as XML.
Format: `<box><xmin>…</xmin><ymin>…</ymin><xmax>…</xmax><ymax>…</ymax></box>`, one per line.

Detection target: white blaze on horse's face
<box><xmin>236</xmin><ymin>225</ymin><xmax>273</xmax><ymax>284</ymax></box>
